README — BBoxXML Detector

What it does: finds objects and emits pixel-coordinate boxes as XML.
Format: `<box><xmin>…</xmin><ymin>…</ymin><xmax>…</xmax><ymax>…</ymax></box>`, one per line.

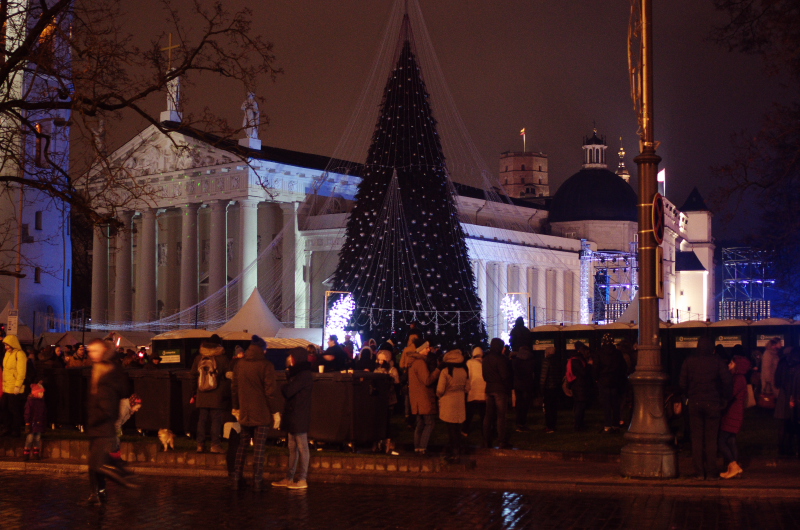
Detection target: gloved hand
<box><xmin>226</xmin><ymin>371</ymin><xmax>234</xmax><ymax>380</ymax></box>
<box><xmin>272</xmin><ymin>412</ymin><xmax>281</xmax><ymax>430</ymax></box>
<box><xmin>231</xmin><ymin>409</ymin><xmax>240</xmax><ymax>421</ymax></box>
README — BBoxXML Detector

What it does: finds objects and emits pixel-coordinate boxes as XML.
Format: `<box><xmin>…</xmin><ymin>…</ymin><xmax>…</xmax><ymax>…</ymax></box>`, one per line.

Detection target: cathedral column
<box><xmin>113</xmin><ymin>211</ymin><xmax>134</xmax><ymax>323</ymax></box>
<box><xmin>280</xmin><ymin>202</ymin><xmax>301</xmax><ymax>325</ymax></box>
<box><xmin>135</xmin><ymin>209</ymin><xmax>158</xmax><ymax>322</ymax></box>
<box><xmin>207</xmin><ymin>200</ymin><xmax>228</xmax><ymax>320</ymax></box>
<box><xmin>497</xmin><ymin>262</ymin><xmax>508</xmax><ymax>338</ymax></box>
<box><xmin>518</xmin><ymin>263</ymin><xmax>530</xmax><ymax>326</ymax></box>
<box><xmin>180</xmin><ymin>203</ymin><xmax>200</xmax><ymax>317</ymax></box>
<box><xmin>91</xmin><ymin>224</ymin><xmax>109</xmax><ymax>325</ymax></box>
<box><xmin>238</xmin><ymin>199</ymin><xmax>259</xmax><ymax>306</ymax></box>
<box><xmin>473</xmin><ymin>259</ymin><xmax>487</xmax><ymax>326</ymax></box>
<box><xmin>555</xmin><ymin>268</ymin><xmax>566</xmax><ymax>324</ymax></box>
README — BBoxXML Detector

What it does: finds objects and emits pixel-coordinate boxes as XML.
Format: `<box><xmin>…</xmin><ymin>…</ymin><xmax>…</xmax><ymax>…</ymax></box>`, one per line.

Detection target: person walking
<box><xmin>540</xmin><ymin>346</ymin><xmax>563</xmax><ymax>433</ymax></box>
<box><xmin>680</xmin><ymin>336</ymin><xmax>733</xmax><ymax>480</ymax></box>
<box><xmin>437</xmin><ymin>349</ymin><xmax>470</xmax><ymax>460</ymax></box>
<box><xmin>231</xmin><ymin>335</ymin><xmax>280</xmax><ymax>491</ymax></box>
<box><xmin>407</xmin><ymin>341</ymin><xmax>441</xmax><ymax>455</ymax></box>
<box><xmin>512</xmin><ymin>345</ymin><xmax>536</xmax><ymax>432</ymax></box>
<box><xmin>483</xmin><ymin>338</ymin><xmax>513</xmax><ymax>449</ymax></box>
<box><xmin>86</xmin><ymin>339</ymin><xmax>136</xmax><ymax>504</ymax></box>
<box><xmin>719</xmin><ymin>354</ymin><xmax>752</xmax><ymax>478</ymax></box>
<box><xmin>272</xmin><ymin>348</ymin><xmax>313</xmax><ymax>490</ymax></box>
<box><xmin>462</xmin><ymin>346</ymin><xmax>486</xmax><ymax>438</ymax></box>
<box><xmin>2</xmin><ymin>335</ymin><xmax>27</xmax><ymax>438</ymax></box>
<box><xmin>190</xmin><ymin>334</ymin><xmax>231</xmax><ymax>454</ymax></box>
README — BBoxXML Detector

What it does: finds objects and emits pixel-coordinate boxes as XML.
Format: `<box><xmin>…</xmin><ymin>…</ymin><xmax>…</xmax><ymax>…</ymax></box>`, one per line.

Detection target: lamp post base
<box><xmin>620</xmin><ymin>443</ymin><xmax>678</xmax><ymax>478</ymax></box>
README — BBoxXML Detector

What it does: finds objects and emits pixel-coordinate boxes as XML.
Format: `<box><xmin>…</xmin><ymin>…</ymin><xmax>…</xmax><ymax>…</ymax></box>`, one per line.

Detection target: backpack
<box><xmin>197</xmin><ymin>356</ymin><xmax>218</xmax><ymax>392</ymax></box>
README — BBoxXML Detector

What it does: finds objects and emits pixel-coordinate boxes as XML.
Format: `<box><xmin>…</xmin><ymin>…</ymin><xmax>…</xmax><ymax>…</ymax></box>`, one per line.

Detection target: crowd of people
<box><xmin>3</xmin><ymin>324</ymin><xmax>799</xmax><ymax>496</ymax></box>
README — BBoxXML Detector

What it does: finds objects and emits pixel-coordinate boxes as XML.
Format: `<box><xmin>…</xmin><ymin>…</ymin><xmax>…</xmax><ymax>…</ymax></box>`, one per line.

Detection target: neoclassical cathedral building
<box><xmin>85</xmin><ymin>91</ymin><xmax>715</xmax><ymax>340</ymax></box>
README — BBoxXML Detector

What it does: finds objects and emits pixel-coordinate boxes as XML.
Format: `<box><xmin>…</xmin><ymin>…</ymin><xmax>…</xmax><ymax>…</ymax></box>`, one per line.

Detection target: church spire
<box><xmin>581</xmin><ymin>128</ymin><xmax>607</xmax><ymax>169</ymax></box>
<box><xmin>160</xmin><ymin>34</ymin><xmax>182</xmax><ymax>123</ymax></box>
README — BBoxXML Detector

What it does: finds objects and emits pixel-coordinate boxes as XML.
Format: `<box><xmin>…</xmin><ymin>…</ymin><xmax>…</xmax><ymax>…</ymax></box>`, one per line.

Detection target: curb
<box><xmin>3</xmin><ymin>459</ymin><xmax>800</xmax><ymax>498</ymax></box>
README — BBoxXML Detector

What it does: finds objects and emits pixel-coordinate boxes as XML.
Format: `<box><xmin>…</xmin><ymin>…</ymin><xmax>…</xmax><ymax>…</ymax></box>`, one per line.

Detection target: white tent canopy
<box><xmin>215</xmin><ymin>289</ymin><xmax>283</xmax><ymax>338</ymax></box>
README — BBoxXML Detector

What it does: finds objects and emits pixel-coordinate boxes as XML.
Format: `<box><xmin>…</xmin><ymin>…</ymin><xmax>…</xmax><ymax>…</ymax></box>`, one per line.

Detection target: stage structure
<box><xmin>719</xmin><ymin>247</ymin><xmax>773</xmax><ymax>320</ymax></box>
<box><xmin>331</xmin><ymin>15</ymin><xmax>485</xmax><ymax>346</ymax></box>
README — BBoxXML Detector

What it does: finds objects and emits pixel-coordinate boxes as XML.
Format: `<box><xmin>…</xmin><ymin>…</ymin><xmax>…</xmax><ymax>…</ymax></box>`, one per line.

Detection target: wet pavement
<box><xmin>2</xmin><ymin>471</ymin><xmax>800</xmax><ymax>529</ymax></box>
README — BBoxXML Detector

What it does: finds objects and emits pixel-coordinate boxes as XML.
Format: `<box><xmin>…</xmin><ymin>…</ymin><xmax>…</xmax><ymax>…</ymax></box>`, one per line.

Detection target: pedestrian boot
<box><xmin>33</xmin><ymin>448</ymin><xmax>40</xmax><ymax>460</ymax></box>
<box><xmin>22</xmin><ymin>449</ymin><xmax>30</xmax><ymax>461</ymax></box>
<box><xmin>720</xmin><ymin>461</ymin><xmax>743</xmax><ymax>479</ymax></box>
<box><xmin>287</xmin><ymin>480</ymin><xmax>308</xmax><ymax>490</ymax></box>
<box><xmin>271</xmin><ymin>478</ymin><xmax>293</xmax><ymax>487</ymax></box>
<box><xmin>209</xmin><ymin>444</ymin><xmax>223</xmax><ymax>454</ymax></box>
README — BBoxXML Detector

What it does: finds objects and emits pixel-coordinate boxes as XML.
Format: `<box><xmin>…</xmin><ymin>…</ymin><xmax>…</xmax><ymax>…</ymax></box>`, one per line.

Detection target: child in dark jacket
<box><xmin>272</xmin><ymin>348</ymin><xmax>313</xmax><ymax>490</ymax></box>
<box><xmin>24</xmin><ymin>383</ymin><xmax>46</xmax><ymax>460</ymax></box>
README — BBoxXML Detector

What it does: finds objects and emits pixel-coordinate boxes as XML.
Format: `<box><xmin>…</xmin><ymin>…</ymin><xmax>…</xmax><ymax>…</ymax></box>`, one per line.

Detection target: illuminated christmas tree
<box><xmin>332</xmin><ymin>18</ymin><xmax>485</xmax><ymax>346</ymax></box>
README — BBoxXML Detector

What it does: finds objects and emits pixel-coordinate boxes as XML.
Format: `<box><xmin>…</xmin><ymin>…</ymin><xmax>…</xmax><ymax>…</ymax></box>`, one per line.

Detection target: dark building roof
<box><xmin>675</xmin><ymin>251</ymin><xmax>706</xmax><ymax>272</ymax></box>
<box><xmin>549</xmin><ymin>168</ymin><xmax>638</xmax><ymax>223</ymax></box>
<box><xmin>451</xmin><ymin>182</ymin><xmax>547</xmax><ymax>211</ymax></box>
<box><xmin>679</xmin><ymin>187</ymin><xmax>709</xmax><ymax>212</ymax></box>
<box><xmin>583</xmin><ymin>131</ymin><xmax>606</xmax><ymax>146</ymax></box>
<box><xmin>162</xmin><ymin>121</ymin><xmax>363</xmax><ymax>176</ymax></box>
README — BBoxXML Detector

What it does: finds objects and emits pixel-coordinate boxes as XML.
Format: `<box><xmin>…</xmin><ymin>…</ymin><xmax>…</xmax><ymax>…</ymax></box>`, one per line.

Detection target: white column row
<box><xmin>91</xmin><ymin>199</ymin><xmax>261</xmax><ymax>324</ymax></box>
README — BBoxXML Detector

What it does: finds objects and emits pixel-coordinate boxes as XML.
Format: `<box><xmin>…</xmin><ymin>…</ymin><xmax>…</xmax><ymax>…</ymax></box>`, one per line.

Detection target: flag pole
<box><xmin>520</xmin><ymin>128</ymin><xmax>526</xmax><ymax>152</ymax></box>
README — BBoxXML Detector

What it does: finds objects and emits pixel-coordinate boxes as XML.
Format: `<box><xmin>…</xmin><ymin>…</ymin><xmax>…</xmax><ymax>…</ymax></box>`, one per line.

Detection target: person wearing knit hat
<box><xmin>231</xmin><ymin>333</ymin><xmax>280</xmax><ymax>491</ymax></box>
<box><xmin>23</xmin><ymin>383</ymin><xmax>46</xmax><ymax>461</ymax></box>
<box><xmin>407</xmin><ymin>340</ymin><xmax>440</xmax><ymax>454</ymax></box>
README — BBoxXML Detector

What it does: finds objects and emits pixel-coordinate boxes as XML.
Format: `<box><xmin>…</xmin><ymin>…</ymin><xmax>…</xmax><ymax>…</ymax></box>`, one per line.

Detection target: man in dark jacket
<box><xmin>595</xmin><ymin>335</ymin><xmax>628</xmax><ymax>433</ymax></box>
<box><xmin>483</xmin><ymin>338</ymin><xmax>513</xmax><ymax>448</ymax></box>
<box><xmin>321</xmin><ymin>335</ymin><xmax>348</xmax><ymax>372</ymax></box>
<box><xmin>680</xmin><ymin>336</ymin><xmax>733</xmax><ymax>480</ymax></box>
<box><xmin>539</xmin><ymin>346</ymin><xmax>563</xmax><ymax>433</ymax></box>
<box><xmin>272</xmin><ymin>347</ymin><xmax>313</xmax><ymax>490</ymax></box>
<box><xmin>86</xmin><ymin>339</ymin><xmax>135</xmax><ymax>503</ymax></box>
<box><xmin>567</xmin><ymin>342</ymin><xmax>593</xmax><ymax>431</ymax></box>
<box><xmin>512</xmin><ymin>346</ymin><xmax>536</xmax><ymax>432</ymax></box>
<box><xmin>231</xmin><ymin>335</ymin><xmax>280</xmax><ymax>491</ymax></box>
<box><xmin>509</xmin><ymin>317</ymin><xmax>532</xmax><ymax>353</ymax></box>
<box><xmin>190</xmin><ymin>334</ymin><xmax>231</xmax><ymax>453</ymax></box>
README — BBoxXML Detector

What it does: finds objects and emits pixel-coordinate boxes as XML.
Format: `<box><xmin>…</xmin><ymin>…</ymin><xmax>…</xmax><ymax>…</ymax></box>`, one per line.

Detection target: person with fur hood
<box><xmin>406</xmin><ymin>339</ymin><xmax>441</xmax><ymax>455</ymax></box>
<box><xmin>190</xmin><ymin>334</ymin><xmax>230</xmax><ymax>454</ymax></box>
<box><xmin>437</xmin><ymin>349</ymin><xmax>470</xmax><ymax>459</ymax></box>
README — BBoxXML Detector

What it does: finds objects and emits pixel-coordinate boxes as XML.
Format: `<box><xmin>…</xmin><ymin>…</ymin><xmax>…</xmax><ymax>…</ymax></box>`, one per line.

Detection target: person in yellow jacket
<box><xmin>2</xmin><ymin>335</ymin><xmax>27</xmax><ymax>437</ymax></box>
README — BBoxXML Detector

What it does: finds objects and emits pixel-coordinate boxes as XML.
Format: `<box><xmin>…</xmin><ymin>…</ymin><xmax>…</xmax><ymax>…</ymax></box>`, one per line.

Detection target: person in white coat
<box><xmin>437</xmin><ymin>349</ymin><xmax>470</xmax><ymax>459</ymax></box>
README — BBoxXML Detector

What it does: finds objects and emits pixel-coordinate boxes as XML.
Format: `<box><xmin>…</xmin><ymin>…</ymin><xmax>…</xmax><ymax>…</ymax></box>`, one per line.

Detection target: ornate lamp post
<box><xmin>620</xmin><ymin>0</ymin><xmax>678</xmax><ymax>478</ymax></box>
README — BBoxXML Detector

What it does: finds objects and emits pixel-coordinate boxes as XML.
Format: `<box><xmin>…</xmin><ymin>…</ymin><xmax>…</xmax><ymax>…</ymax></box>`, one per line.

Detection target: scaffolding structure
<box><xmin>592</xmin><ymin>248</ymin><xmax>638</xmax><ymax>324</ymax></box>
<box><xmin>719</xmin><ymin>247</ymin><xmax>774</xmax><ymax>320</ymax></box>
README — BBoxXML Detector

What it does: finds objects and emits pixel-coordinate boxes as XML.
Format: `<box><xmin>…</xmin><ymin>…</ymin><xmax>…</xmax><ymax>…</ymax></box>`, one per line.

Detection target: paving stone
<box><xmin>4</xmin><ymin>473</ymin><xmax>800</xmax><ymax>529</ymax></box>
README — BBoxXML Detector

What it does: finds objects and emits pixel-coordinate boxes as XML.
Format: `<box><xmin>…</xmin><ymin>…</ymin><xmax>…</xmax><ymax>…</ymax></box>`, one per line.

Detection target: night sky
<box><xmin>122</xmin><ymin>1</ymin><xmax>788</xmax><ymax>240</ymax></box>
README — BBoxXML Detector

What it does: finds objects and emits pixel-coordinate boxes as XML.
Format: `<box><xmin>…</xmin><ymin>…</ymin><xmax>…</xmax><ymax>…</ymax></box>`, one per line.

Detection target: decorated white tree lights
<box><xmin>324</xmin><ymin>293</ymin><xmax>357</xmax><ymax>344</ymax></box>
<box><xmin>500</xmin><ymin>294</ymin><xmax>526</xmax><ymax>344</ymax></box>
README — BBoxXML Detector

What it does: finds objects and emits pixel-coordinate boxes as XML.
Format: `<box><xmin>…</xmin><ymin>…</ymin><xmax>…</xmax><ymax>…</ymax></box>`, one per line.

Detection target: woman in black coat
<box><xmin>272</xmin><ymin>347</ymin><xmax>313</xmax><ymax>489</ymax></box>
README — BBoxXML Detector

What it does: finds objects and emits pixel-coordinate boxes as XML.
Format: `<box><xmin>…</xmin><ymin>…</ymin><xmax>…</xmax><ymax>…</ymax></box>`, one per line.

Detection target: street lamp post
<box><xmin>620</xmin><ymin>0</ymin><xmax>678</xmax><ymax>478</ymax></box>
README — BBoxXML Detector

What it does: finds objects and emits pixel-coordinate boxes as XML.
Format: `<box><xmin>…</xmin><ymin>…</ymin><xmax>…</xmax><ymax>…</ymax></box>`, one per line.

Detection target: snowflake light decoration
<box><xmin>325</xmin><ymin>294</ymin><xmax>356</xmax><ymax>344</ymax></box>
<box><xmin>500</xmin><ymin>294</ymin><xmax>526</xmax><ymax>339</ymax></box>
